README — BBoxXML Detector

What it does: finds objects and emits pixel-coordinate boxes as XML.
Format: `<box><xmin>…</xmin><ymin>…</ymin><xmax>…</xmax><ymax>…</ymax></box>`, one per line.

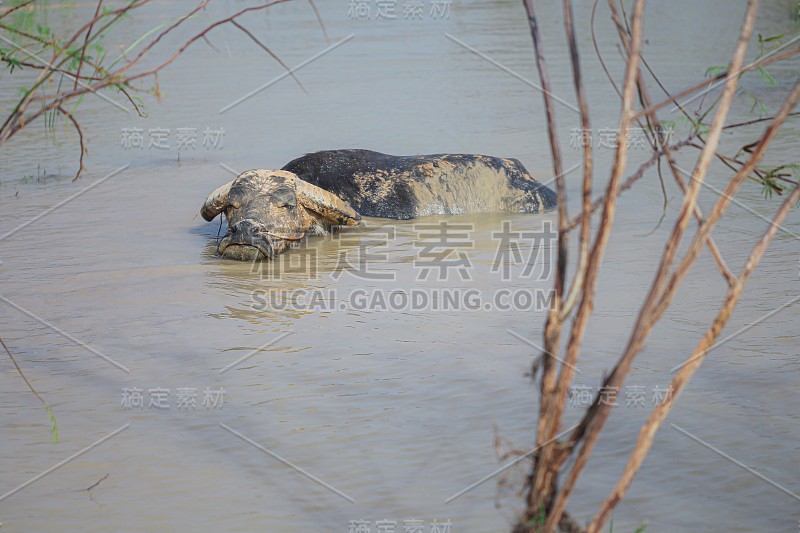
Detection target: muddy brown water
<box><xmin>1</xmin><ymin>1</ymin><xmax>799</xmax><ymax>531</ymax></box>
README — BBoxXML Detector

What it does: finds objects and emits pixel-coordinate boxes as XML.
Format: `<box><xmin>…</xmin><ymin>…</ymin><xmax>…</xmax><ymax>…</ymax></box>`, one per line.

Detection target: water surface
<box><xmin>1</xmin><ymin>1</ymin><xmax>799</xmax><ymax>531</ymax></box>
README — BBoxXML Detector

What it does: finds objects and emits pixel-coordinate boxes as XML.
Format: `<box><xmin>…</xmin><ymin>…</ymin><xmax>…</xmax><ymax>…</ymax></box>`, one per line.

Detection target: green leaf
<box><xmin>7</xmin><ymin>58</ymin><xmax>23</xmax><ymax>73</ymax></box>
<box><xmin>757</xmin><ymin>67</ymin><xmax>777</xmax><ymax>88</ymax></box>
<box><xmin>704</xmin><ymin>65</ymin><xmax>727</xmax><ymax>78</ymax></box>
<box><xmin>60</xmin><ymin>0</ymin><xmax>75</xmax><ymax>17</ymax></box>
<box><xmin>762</xmin><ymin>33</ymin><xmax>783</xmax><ymax>43</ymax></box>
<box><xmin>46</xmin><ymin>405</ymin><xmax>59</xmax><ymax>444</ymax></box>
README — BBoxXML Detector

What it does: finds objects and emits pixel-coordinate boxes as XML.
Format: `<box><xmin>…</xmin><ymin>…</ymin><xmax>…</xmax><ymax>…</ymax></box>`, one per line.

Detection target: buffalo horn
<box><xmin>200</xmin><ymin>180</ymin><xmax>234</xmax><ymax>221</ymax></box>
<box><xmin>294</xmin><ymin>178</ymin><xmax>361</xmax><ymax>226</ymax></box>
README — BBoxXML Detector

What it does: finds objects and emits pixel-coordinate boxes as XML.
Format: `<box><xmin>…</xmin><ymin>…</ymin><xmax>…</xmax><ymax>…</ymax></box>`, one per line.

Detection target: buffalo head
<box><xmin>201</xmin><ymin>169</ymin><xmax>361</xmax><ymax>261</ymax></box>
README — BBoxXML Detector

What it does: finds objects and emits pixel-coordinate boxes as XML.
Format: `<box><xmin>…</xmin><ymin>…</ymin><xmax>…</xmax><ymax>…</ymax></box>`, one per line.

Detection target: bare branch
<box><xmin>589</xmin><ymin>82</ymin><xmax>800</xmax><ymax>527</ymax></box>
<box><xmin>558</xmin><ymin>0</ymin><xmax>593</xmax><ymax>322</ymax></box>
<box><xmin>307</xmin><ymin>0</ymin><xmax>330</xmax><ymax>44</ymax></box>
<box><xmin>0</xmin><ymin>0</ymin><xmax>314</xmax><ymax>166</ymax></box>
<box><xmin>230</xmin><ymin>19</ymin><xmax>307</xmax><ymax>94</ymax></box>
<box><xmin>632</xmin><ymin>44</ymin><xmax>800</xmax><ymax>121</ymax></box>
<box><xmin>542</xmin><ymin>1</ymin><xmax>648</xmax><ymax>529</ymax></box>
<box><xmin>563</xmin><ymin>137</ymin><xmax>696</xmax><ymax>231</ymax></box>
<box><xmin>56</xmin><ymin>105</ymin><xmax>87</xmax><ymax>181</ymax></box>
<box><xmin>652</xmin><ymin>73</ymin><xmax>800</xmax><ymax>321</ymax></box>
<box><xmin>0</xmin><ymin>0</ymin><xmax>38</xmax><ymax>19</ymax></box>
<box><xmin>520</xmin><ymin>1</ymin><xmax>569</xmax><ymax>520</ymax></box>
<box><xmin>1</xmin><ymin>337</ymin><xmax>51</xmax><ymax>413</ymax></box>
<box><xmin>73</xmin><ymin>0</ymin><xmax>104</xmax><ymax>91</ymax></box>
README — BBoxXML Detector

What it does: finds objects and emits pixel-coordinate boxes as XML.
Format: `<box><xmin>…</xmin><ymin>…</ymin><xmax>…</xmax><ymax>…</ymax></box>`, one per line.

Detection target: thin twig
<box><xmin>74</xmin><ymin>0</ymin><xmax>104</xmax><ymax>91</ymax></box>
<box><xmin>632</xmin><ymin>44</ymin><xmax>800</xmax><ymax>121</ymax></box>
<box><xmin>724</xmin><ymin>111</ymin><xmax>800</xmax><ymax>130</ymax></box>
<box><xmin>520</xmin><ymin>0</ymin><xmax>570</xmax><ymax>522</ymax></box>
<box><xmin>0</xmin><ymin>0</ymin><xmax>310</xmax><ymax>164</ymax></box>
<box><xmin>0</xmin><ymin>0</ymin><xmax>37</xmax><ymax>18</ymax></box>
<box><xmin>1</xmin><ymin>337</ymin><xmax>50</xmax><ymax>411</ymax></box>
<box><xmin>56</xmin><ymin>105</ymin><xmax>87</xmax><ymax>181</ymax></box>
<box><xmin>86</xmin><ymin>473</ymin><xmax>109</xmax><ymax>491</ymax></box>
<box><xmin>653</xmin><ymin>73</ymin><xmax>800</xmax><ymax>321</ymax></box>
<box><xmin>307</xmin><ymin>0</ymin><xmax>330</xmax><ymax>44</ymax></box>
<box><xmin>563</xmin><ymin>136</ymin><xmax>697</xmax><ymax>231</ymax></box>
<box><xmin>230</xmin><ymin>19</ymin><xmax>307</xmax><ymax>94</ymax></box>
<box><xmin>558</xmin><ymin>0</ymin><xmax>593</xmax><ymax>322</ymax></box>
<box><xmin>611</xmin><ymin>1</ymin><xmax>736</xmax><ymax>285</ymax></box>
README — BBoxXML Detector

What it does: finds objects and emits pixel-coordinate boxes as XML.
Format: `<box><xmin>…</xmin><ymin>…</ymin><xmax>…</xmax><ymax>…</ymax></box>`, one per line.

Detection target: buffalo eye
<box><xmin>271</xmin><ymin>187</ymin><xmax>297</xmax><ymax>209</ymax></box>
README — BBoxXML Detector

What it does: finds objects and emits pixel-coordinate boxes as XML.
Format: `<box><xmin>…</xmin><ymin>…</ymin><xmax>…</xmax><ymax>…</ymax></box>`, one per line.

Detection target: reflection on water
<box><xmin>1</xmin><ymin>1</ymin><xmax>799</xmax><ymax>532</ymax></box>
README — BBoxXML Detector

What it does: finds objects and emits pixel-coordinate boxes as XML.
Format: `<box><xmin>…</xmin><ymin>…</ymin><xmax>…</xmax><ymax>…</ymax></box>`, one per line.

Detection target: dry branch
<box><xmin>589</xmin><ymin>75</ymin><xmax>800</xmax><ymax>530</ymax></box>
<box><xmin>0</xmin><ymin>0</ymin><xmax>318</xmax><ymax>179</ymax></box>
<box><xmin>537</xmin><ymin>1</ymin><xmax>648</xmax><ymax>529</ymax></box>
<box><xmin>516</xmin><ymin>0</ymin><xmax>798</xmax><ymax>531</ymax></box>
<box><xmin>558</xmin><ymin>0</ymin><xmax>593</xmax><ymax>322</ymax></box>
<box><xmin>520</xmin><ymin>1</ymin><xmax>570</xmax><ymax>518</ymax></box>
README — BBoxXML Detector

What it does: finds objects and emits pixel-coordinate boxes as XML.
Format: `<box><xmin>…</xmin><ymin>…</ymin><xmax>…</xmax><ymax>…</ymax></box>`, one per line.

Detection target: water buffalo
<box><xmin>201</xmin><ymin>149</ymin><xmax>556</xmax><ymax>261</ymax></box>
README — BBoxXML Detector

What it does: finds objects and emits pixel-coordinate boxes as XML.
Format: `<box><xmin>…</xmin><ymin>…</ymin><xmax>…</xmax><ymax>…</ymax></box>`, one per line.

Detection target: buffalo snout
<box><xmin>218</xmin><ymin>219</ymin><xmax>277</xmax><ymax>261</ymax></box>
<box><xmin>230</xmin><ymin>219</ymin><xmax>262</xmax><ymax>237</ymax></box>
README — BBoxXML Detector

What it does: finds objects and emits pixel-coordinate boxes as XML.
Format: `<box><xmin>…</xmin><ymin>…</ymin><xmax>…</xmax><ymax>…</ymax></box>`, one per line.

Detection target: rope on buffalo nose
<box><xmin>224</xmin><ymin>225</ymin><xmax>306</xmax><ymax>241</ymax></box>
<box><xmin>216</xmin><ymin>214</ymin><xmax>226</xmax><ymax>244</ymax></box>
<box><xmin>255</xmin><ymin>230</ymin><xmax>306</xmax><ymax>240</ymax></box>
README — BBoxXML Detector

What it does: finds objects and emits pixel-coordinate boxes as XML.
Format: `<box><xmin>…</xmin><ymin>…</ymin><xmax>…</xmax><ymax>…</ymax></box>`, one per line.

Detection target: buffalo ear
<box><xmin>293</xmin><ymin>177</ymin><xmax>361</xmax><ymax>226</ymax></box>
<box><xmin>201</xmin><ymin>180</ymin><xmax>234</xmax><ymax>221</ymax></box>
